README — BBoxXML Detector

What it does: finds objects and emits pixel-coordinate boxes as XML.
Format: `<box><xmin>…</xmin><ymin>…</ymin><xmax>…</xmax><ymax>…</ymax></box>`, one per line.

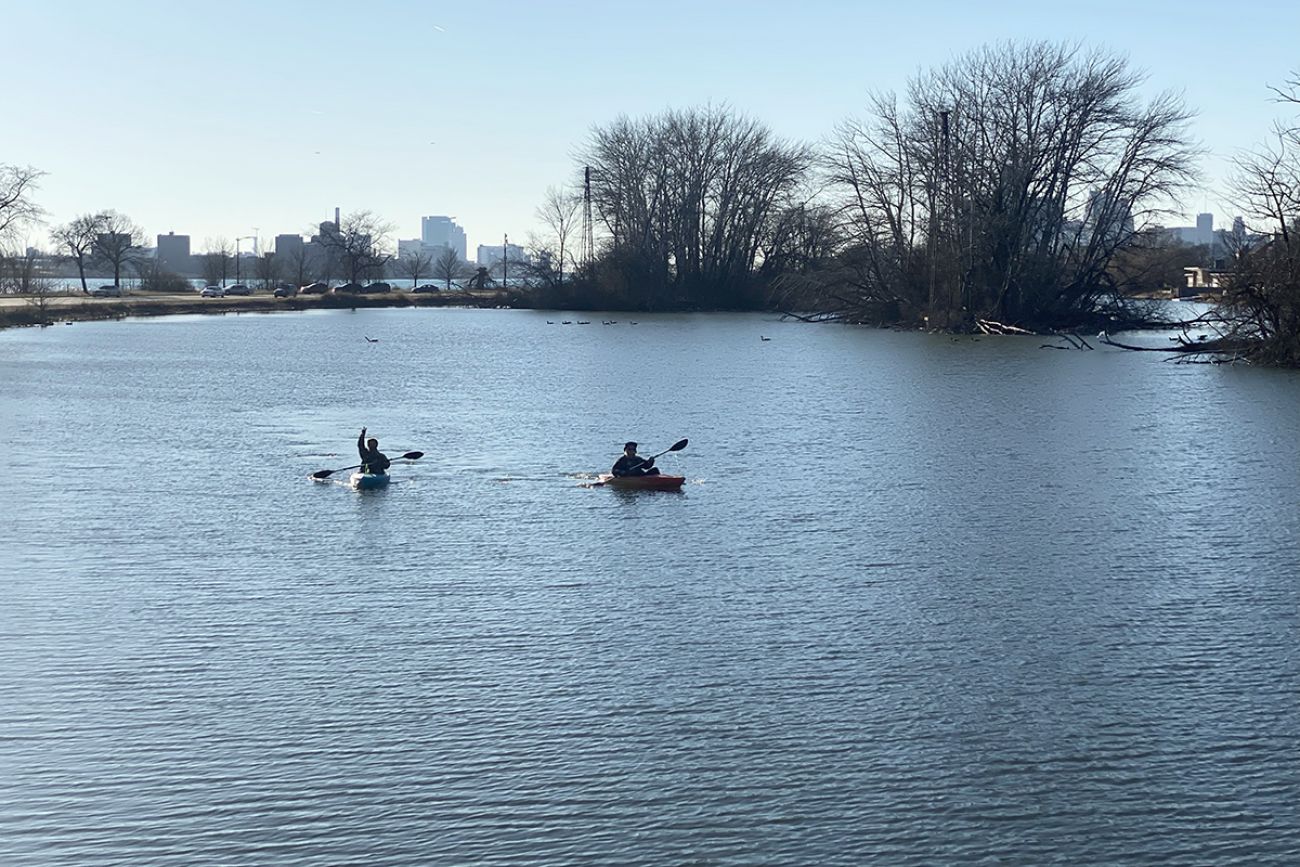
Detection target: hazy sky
<box><xmin>8</xmin><ymin>0</ymin><xmax>1299</xmax><ymax>254</ymax></box>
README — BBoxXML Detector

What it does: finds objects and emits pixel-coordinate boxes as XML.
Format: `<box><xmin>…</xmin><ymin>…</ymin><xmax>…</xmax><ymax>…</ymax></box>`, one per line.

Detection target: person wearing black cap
<box><xmin>611</xmin><ymin>441</ymin><xmax>660</xmax><ymax>477</ymax></box>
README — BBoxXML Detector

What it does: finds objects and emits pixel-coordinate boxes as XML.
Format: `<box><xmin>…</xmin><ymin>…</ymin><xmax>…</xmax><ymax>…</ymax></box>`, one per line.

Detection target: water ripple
<box><xmin>1</xmin><ymin>310</ymin><xmax>1299</xmax><ymax>864</ymax></box>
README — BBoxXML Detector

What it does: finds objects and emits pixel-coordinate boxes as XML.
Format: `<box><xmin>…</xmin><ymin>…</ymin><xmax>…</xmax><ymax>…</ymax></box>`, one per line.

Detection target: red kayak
<box><xmin>596</xmin><ymin>473</ymin><xmax>685</xmax><ymax>491</ymax></box>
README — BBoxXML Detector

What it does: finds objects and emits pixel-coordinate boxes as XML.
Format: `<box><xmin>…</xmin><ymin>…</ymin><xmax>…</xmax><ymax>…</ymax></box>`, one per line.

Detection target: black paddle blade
<box><xmin>311</xmin><ymin>469</ymin><xmax>334</xmax><ymax>479</ymax></box>
<box><xmin>401</xmin><ymin>451</ymin><xmax>424</xmax><ymax>460</ymax></box>
<box><xmin>668</xmin><ymin>438</ymin><xmax>688</xmax><ymax>452</ymax></box>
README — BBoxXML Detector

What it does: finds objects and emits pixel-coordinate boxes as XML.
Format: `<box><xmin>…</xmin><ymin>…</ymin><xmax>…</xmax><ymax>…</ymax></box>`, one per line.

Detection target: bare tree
<box><xmin>92</xmin><ymin>211</ymin><xmax>145</xmax><ymax>289</ymax></box>
<box><xmin>0</xmin><ymin>165</ymin><xmax>45</xmax><ymax>244</ymax></box>
<box><xmin>824</xmin><ymin>42</ymin><xmax>1197</xmax><ymax>329</ymax></box>
<box><xmin>0</xmin><ymin>246</ymin><xmax>57</xmax><ymax>320</ymax></box>
<box><xmin>200</xmin><ymin>238</ymin><xmax>232</xmax><ymax>286</ymax></box>
<box><xmin>26</xmin><ymin>279</ymin><xmax>60</xmax><ymax>323</ymax></box>
<box><xmin>133</xmin><ymin>256</ymin><xmax>189</xmax><ymax>293</ymax></box>
<box><xmin>51</xmin><ymin>212</ymin><xmax>105</xmax><ymax>293</ymax></box>
<box><xmin>0</xmin><ymin>246</ymin><xmax>49</xmax><ymax>295</ymax></box>
<box><xmin>432</xmin><ymin>247</ymin><xmax>471</xmax><ymax>290</ymax></box>
<box><xmin>535</xmin><ymin>185</ymin><xmax>581</xmax><ymax>288</ymax></box>
<box><xmin>284</xmin><ymin>245</ymin><xmax>313</xmax><ymax>287</ymax></box>
<box><xmin>316</xmin><ymin>210</ymin><xmax>393</xmax><ymax>285</ymax></box>
<box><xmin>397</xmin><ymin>247</ymin><xmax>434</xmax><ymax>288</ymax></box>
<box><xmin>253</xmin><ymin>252</ymin><xmax>279</xmax><ymax>290</ymax></box>
<box><xmin>520</xmin><ymin>234</ymin><xmax>563</xmax><ymax>289</ymax></box>
<box><xmin>583</xmin><ymin>105</ymin><xmax>812</xmax><ymax>308</ymax></box>
<box><xmin>1208</xmin><ymin>73</ymin><xmax>1300</xmax><ymax>365</ymax></box>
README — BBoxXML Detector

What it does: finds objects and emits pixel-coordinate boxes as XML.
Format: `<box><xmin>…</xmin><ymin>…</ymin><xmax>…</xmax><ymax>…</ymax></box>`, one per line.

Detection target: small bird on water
<box><xmin>364</xmin><ymin>336</ymin><xmax>379</xmax><ymax>343</ymax></box>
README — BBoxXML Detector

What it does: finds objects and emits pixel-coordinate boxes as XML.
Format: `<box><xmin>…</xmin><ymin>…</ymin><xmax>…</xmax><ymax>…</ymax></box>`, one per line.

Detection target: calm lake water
<box><xmin>1</xmin><ymin>308</ymin><xmax>1298</xmax><ymax>865</ymax></box>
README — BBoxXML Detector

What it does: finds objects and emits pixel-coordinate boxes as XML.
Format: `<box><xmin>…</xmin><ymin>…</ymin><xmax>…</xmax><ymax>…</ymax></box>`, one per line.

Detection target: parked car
<box><xmin>361</xmin><ymin>282</ymin><xmax>392</xmax><ymax>294</ymax></box>
<box><xmin>200</xmin><ymin>285</ymin><xmax>225</xmax><ymax>298</ymax></box>
<box><xmin>273</xmin><ymin>284</ymin><xmax>297</xmax><ymax>298</ymax></box>
<box><xmin>225</xmin><ymin>284</ymin><xmax>251</xmax><ymax>296</ymax></box>
<box><xmin>300</xmin><ymin>282</ymin><xmax>329</xmax><ymax>294</ymax></box>
<box><xmin>412</xmin><ymin>284</ymin><xmax>440</xmax><ymax>293</ymax></box>
<box><xmin>333</xmin><ymin>283</ymin><xmax>364</xmax><ymax>293</ymax></box>
<box><xmin>90</xmin><ymin>285</ymin><xmax>122</xmax><ymax>298</ymax></box>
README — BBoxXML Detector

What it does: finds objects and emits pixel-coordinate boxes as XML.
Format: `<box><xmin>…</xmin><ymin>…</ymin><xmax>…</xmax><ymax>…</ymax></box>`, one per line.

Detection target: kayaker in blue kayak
<box><xmin>611</xmin><ymin>441</ymin><xmax>660</xmax><ymax>477</ymax></box>
<box><xmin>357</xmin><ymin>428</ymin><xmax>391</xmax><ymax>476</ymax></box>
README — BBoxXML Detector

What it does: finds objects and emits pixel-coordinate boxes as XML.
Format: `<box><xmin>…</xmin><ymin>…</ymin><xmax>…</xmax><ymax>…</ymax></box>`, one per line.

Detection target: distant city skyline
<box><xmin>8</xmin><ymin>0</ymin><xmax>1300</xmax><ymax>252</ymax></box>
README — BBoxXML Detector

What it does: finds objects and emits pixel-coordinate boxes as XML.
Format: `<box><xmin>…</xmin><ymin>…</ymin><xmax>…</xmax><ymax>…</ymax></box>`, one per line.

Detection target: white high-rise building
<box><xmin>421</xmin><ymin>216</ymin><xmax>467</xmax><ymax>261</ymax></box>
<box><xmin>1195</xmin><ymin>212</ymin><xmax>1214</xmax><ymax>247</ymax></box>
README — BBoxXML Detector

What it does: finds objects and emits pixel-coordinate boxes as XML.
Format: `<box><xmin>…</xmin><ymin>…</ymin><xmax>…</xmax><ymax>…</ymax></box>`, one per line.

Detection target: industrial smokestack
<box><xmin>334</xmin><ymin>207</ymin><xmax>340</xmax><ymax>227</ymax></box>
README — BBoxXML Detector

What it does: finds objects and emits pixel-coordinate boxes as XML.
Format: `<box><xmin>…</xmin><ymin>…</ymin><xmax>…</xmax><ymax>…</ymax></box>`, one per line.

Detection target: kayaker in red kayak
<box><xmin>611</xmin><ymin>441</ymin><xmax>661</xmax><ymax>477</ymax></box>
<box><xmin>357</xmin><ymin>427</ymin><xmax>391</xmax><ymax>476</ymax></box>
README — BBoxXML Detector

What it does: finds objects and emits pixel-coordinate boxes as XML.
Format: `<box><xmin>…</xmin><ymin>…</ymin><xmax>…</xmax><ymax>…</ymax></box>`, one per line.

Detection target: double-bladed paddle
<box><xmin>311</xmin><ymin>451</ymin><xmax>424</xmax><ymax>480</ymax></box>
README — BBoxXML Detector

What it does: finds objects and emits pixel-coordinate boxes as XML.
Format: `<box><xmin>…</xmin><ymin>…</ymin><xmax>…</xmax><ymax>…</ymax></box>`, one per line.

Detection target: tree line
<box><xmin>1207</xmin><ymin>73</ymin><xmax>1300</xmax><ymax>365</ymax></box>
<box><xmin>527</xmin><ymin>42</ymin><xmax>1204</xmax><ymax>332</ymax></box>
<box><xmin>0</xmin><ymin>199</ymin><xmax>476</xmax><ymax>295</ymax></box>
<box><xmin>5</xmin><ymin>40</ymin><xmax>1300</xmax><ymax>363</ymax></box>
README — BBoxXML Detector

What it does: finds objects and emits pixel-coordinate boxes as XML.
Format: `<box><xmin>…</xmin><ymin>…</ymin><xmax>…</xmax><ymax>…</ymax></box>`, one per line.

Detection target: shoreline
<box><xmin>0</xmin><ymin>289</ymin><xmax>515</xmax><ymax>330</ymax></box>
<box><xmin>1</xmin><ymin>288</ymin><xmax>1215</xmax><ymax>333</ymax></box>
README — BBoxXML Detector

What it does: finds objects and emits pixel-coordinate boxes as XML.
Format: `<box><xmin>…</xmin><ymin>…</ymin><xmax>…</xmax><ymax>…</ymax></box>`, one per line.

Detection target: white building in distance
<box><xmin>1161</xmin><ymin>212</ymin><xmax>1216</xmax><ymax>247</ymax></box>
<box><xmin>476</xmin><ymin>243</ymin><xmax>530</xmax><ymax>269</ymax></box>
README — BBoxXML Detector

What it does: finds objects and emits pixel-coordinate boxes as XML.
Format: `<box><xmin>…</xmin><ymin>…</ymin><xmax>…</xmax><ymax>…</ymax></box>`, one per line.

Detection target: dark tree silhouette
<box><xmin>52</xmin><ymin>212</ymin><xmax>105</xmax><ymax>293</ymax></box>
<box><xmin>823</xmin><ymin>42</ymin><xmax>1196</xmax><ymax>329</ymax></box>
<box><xmin>92</xmin><ymin>211</ymin><xmax>145</xmax><ymax>289</ymax></box>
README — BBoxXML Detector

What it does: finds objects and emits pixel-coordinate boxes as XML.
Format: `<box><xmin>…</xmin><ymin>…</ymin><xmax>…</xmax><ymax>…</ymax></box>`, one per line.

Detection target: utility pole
<box><xmin>582</xmin><ymin>165</ymin><xmax>594</xmax><ymax>267</ymax></box>
<box><xmin>503</xmin><ymin>233</ymin><xmax>508</xmax><ymax>285</ymax></box>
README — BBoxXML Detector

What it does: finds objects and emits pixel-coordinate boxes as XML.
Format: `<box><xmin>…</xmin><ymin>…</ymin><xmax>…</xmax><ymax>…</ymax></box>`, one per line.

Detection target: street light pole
<box><xmin>235</xmin><ymin>235</ymin><xmax>256</xmax><ymax>285</ymax></box>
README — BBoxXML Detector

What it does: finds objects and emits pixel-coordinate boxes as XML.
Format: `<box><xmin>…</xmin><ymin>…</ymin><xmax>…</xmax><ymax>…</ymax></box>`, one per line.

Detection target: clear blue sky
<box><xmin>8</xmin><ymin>0</ymin><xmax>1299</xmax><ymax>253</ymax></box>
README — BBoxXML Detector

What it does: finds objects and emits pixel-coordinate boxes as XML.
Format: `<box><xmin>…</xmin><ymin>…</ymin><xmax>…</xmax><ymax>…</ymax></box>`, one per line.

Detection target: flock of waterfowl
<box><xmin>545</xmin><ymin>319</ymin><xmax>637</xmax><ymax>325</ymax></box>
<box><xmin>360</xmin><ymin>319</ymin><xmax>773</xmax><ymax>342</ymax></box>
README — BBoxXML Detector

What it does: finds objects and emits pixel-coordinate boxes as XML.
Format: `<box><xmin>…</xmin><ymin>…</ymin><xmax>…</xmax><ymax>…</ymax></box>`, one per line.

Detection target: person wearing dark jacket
<box><xmin>611</xmin><ymin>441</ymin><xmax>660</xmax><ymax>477</ymax></box>
<box><xmin>357</xmin><ymin>428</ymin><xmax>391</xmax><ymax>475</ymax></box>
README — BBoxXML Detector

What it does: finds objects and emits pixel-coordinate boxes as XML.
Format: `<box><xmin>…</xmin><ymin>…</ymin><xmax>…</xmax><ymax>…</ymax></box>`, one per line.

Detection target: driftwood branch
<box><xmin>976</xmin><ymin>318</ymin><xmax>1037</xmax><ymax>335</ymax></box>
<box><xmin>1039</xmin><ymin>332</ymin><xmax>1095</xmax><ymax>351</ymax></box>
<box><xmin>1098</xmin><ymin>332</ymin><xmax>1255</xmax><ymax>364</ymax></box>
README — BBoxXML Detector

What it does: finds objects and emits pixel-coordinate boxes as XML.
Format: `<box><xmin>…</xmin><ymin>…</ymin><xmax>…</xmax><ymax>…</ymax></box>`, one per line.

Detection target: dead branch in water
<box><xmin>975</xmin><ymin>318</ymin><xmax>1038</xmax><ymax>336</ymax></box>
<box><xmin>1039</xmin><ymin>332</ymin><xmax>1095</xmax><ymax>351</ymax></box>
<box><xmin>1097</xmin><ymin>331</ymin><xmax>1256</xmax><ymax>363</ymax></box>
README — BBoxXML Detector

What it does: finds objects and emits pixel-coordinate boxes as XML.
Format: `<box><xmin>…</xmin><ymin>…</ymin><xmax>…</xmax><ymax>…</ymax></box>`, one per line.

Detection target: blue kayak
<box><xmin>349</xmin><ymin>472</ymin><xmax>390</xmax><ymax>490</ymax></box>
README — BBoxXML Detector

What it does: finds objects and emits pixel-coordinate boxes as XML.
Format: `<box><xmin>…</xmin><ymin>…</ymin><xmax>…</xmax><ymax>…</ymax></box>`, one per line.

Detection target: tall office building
<box><xmin>156</xmin><ymin>232</ymin><xmax>192</xmax><ymax>273</ymax></box>
<box><xmin>275</xmin><ymin>234</ymin><xmax>305</xmax><ymax>259</ymax></box>
<box><xmin>421</xmin><ymin>216</ymin><xmax>467</xmax><ymax>261</ymax></box>
<box><xmin>1196</xmin><ymin>212</ymin><xmax>1214</xmax><ymax>247</ymax></box>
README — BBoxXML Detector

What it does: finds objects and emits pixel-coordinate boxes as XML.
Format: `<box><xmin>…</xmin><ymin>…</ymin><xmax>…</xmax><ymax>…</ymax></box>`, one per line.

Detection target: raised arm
<box><xmin>358</xmin><ymin>427</ymin><xmax>367</xmax><ymax>459</ymax></box>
